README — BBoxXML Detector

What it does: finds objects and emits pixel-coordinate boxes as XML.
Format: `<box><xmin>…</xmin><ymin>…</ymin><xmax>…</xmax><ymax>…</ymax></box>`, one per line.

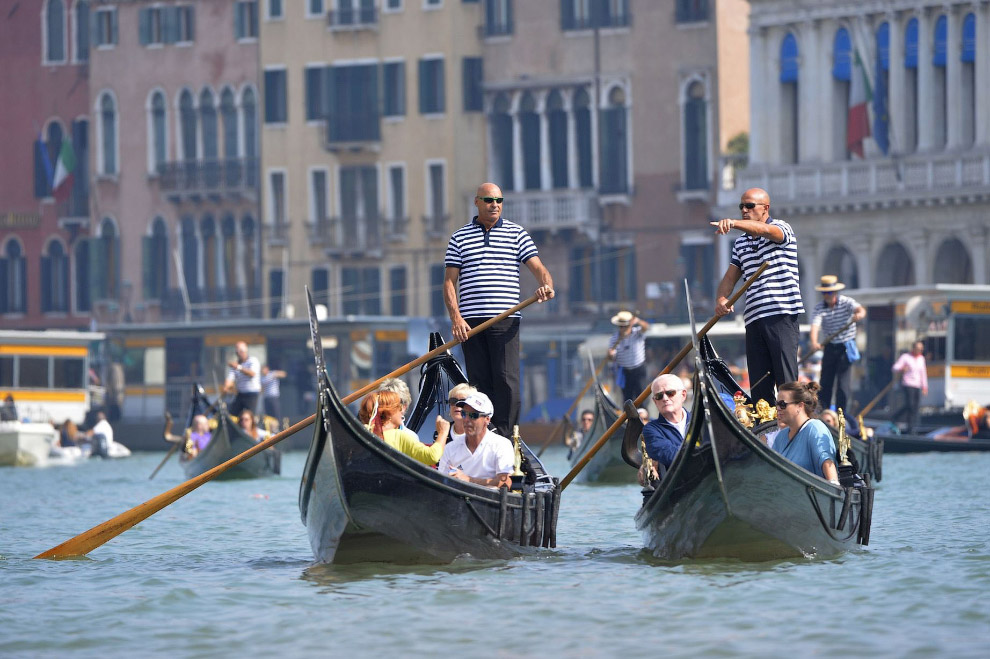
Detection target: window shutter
<box><xmin>139</xmin><ymin>8</ymin><xmax>150</xmax><ymax>45</ymax></box>
<box><xmin>187</xmin><ymin>6</ymin><xmax>195</xmax><ymax>41</ymax></box>
<box><xmin>561</xmin><ymin>0</ymin><xmax>574</xmax><ymax>30</ymax></box>
<box><xmin>88</xmin><ymin>238</ymin><xmax>104</xmax><ymax>301</ymax></box>
<box><xmin>163</xmin><ymin>7</ymin><xmax>177</xmax><ymax>43</ymax></box>
<box><xmin>0</xmin><ymin>258</ymin><xmax>7</xmax><ymax>313</ymax></box>
<box><xmin>41</xmin><ymin>255</ymin><xmax>52</xmax><ymax>313</ymax></box>
<box><xmin>111</xmin><ymin>9</ymin><xmax>119</xmax><ymax>44</ymax></box>
<box><xmin>418</xmin><ymin>60</ymin><xmax>428</xmax><ymax>114</ymax></box>
<box><xmin>142</xmin><ymin>236</ymin><xmax>153</xmax><ymax>299</ymax></box>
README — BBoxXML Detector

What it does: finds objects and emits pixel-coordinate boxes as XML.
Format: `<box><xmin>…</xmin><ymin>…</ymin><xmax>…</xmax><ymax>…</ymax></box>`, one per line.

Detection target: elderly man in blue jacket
<box><xmin>642</xmin><ymin>373</ymin><xmax>691</xmax><ymax>471</ymax></box>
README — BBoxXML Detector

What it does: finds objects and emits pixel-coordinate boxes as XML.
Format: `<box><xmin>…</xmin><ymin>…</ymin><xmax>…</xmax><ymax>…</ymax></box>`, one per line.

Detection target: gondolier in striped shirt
<box><xmin>712</xmin><ymin>188</ymin><xmax>804</xmax><ymax>407</ymax></box>
<box><xmin>444</xmin><ymin>182</ymin><xmax>555</xmax><ymax>437</ymax></box>
<box><xmin>809</xmin><ymin>275</ymin><xmax>866</xmax><ymax>414</ymax></box>
<box><xmin>608</xmin><ymin>310</ymin><xmax>650</xmax><ymax>403</ymax></box>
<box><xmin>224</xmin><ymin>341</ymin><xmax>261</xmax><ymax>417</ymax></box>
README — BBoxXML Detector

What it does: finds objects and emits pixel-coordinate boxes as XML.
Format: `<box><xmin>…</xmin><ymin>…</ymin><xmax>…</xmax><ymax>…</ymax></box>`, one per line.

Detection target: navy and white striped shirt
<box><xmin>261</xmin><ymin>372</ymin><xmax>281</xmax><ymax>398</ymax></box>
<box><xmin>729</xmin><ymin>217</ymin><xmax>804</xmax><ymax>325</ymax></box>
<box><xmin>227</xmin><ymin>356</ymin><xmax>261</xmax><ymax>393</ymax></box>
<box><xmin>811</xmin><ymin>295</ymin><xmax>860</xmax><ymax>344</ymax></box>
<box><xmin>445</xmin><ymin>217</ymin><xmax>539</xmax><ymax>319</ymax></box>
<box><xmin>610</xmin><ymin>325</ymin><xmax>647</xmax><ymax>368</ymax></box>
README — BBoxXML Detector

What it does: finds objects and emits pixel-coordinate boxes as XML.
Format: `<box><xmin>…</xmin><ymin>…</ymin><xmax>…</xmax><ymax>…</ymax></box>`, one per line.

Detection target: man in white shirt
<box><xmin>224</xmin><ymin>341</ymin><xmax>261</xmax><ymax>416</ymax></box>
<box><xmin>438</xmin><ymin>391</ymin><xmax>514</xmax><ymax>489</ymax></box>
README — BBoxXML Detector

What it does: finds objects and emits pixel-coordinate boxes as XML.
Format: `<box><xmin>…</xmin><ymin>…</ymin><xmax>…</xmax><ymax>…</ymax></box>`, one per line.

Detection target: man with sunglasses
<box><xmin>438</xmin><ymin>391</ymin><xmax>514</xmax><ymax>489</ymax></box>
<box><xmin>712</xmin><ymin>188</ymin><xmax>804</xmax><ymax>408</ymax></box>
<box><xmin>809</xmin><ymin>275</ymin><xmax>866</xmax><ymax>414</ymax></box>
<box><xmin>641</xmin><ymin>374</ymin><xmax>691</xmax><ymax>472</ymax></box>
<box><xmin>444</xmin><ymin>182</ymin><xmax>555</xmax><ymax>437</ymax></box>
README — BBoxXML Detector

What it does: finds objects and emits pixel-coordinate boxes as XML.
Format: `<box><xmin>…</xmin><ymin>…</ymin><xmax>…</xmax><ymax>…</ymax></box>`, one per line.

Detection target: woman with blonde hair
<box><xmin>359</xmin><ymin>390</ymin><xmax>451</xmax><ymax>466</ymax></box>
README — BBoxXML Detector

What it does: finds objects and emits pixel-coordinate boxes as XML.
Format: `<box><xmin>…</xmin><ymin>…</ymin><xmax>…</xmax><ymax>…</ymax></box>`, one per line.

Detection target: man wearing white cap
<box><xmin>810</xmin><ymin>275</ymin><xmax>866</xmax><ymax>414</ymax></box>
<box><xmin>438</xmin><ymin>391</ymin><xmax>515</xmax><ymax>489</ymax></box>
<box><xmin>608</xmin><ymin>310</ymin><xmax>650</xmax><ymax>403</ymax></box>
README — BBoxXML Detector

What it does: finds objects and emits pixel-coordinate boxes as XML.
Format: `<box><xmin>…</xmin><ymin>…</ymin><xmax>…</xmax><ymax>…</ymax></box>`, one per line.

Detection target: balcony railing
<box><xmin>384</xmin><ymin>215</ymin><xmax>409</xmax><ymax>241</ymax></box>
<box><xmin>158</xmin><ymin>157</ymin><xmax>259</xmax><ymax>201</ymax></box>
<box><xmin>501</xmin><ymin>189</ymin><xmax>601</xmax><ymax>237</ymax></box>
<box><xmin>423</xmin><ymin>213</ymin><xmax>449</xmax><ymax>239</ymax></box>
<box><xmin>266</xmin><ymin>220</ymin><xmax>289</xmax><ymax>246</ymax></box>
<box><xmin>718</xmin><ymin>150</ymin><xmax>990</xmax><ymax>212</ymax></box>
<box><xmin>325</xmin><ymin>113</ymin><xmax>381</xmax><ymax>149</ymax></box>
<box><xmin>323</xmin><ymin>214</ymin><xmax>383</xmax><ymax>255</ymax></box>
<box><xmin>328</xmin><ymin>6</ymin><xmax>377</xmax><ymax>30</ymax></box>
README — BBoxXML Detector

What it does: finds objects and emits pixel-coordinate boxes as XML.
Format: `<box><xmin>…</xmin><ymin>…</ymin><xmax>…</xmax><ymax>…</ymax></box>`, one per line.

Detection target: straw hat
<box><xmin>610</xmin><ymin>311</ymin><xmax>633</xmax><ymax>326</ymax></box>
<box><xmin>814</xmin><ymin>275</ymin><xmax>845</xmax><ymax>293</ymax></box>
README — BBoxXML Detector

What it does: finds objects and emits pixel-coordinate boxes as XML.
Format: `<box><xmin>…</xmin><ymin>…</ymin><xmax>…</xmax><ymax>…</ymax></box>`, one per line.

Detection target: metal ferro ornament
<box><xmin>837</xmin><ymin>408</ymin><xmax>852</xmax><ymax>467</ymax></box>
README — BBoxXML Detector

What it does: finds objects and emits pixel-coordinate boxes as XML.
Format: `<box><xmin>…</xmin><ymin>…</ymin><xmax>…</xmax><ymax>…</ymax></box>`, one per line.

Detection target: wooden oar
<box><xmin>149</xmin><ymin>411</ymin><xmax>183</xmax><ymax>480</ymax></box>
<box><xmin>148</xmin><ymin>443</ymin><xmax>179</xmax><ymax>481</ymax></box>
<box><xmin>559</xmin><ymin>262</ymin><xmax>768</xmax><ymax>491</ymax></box>
<box><xmin>797</xmin><ymin>316</ymin><xmax>857</xmax><ymax>365</ymax></box>
<box><xmin>36</xmin><ymin>294</ymin><xmax>541</xmax><ymax>559</ymax></box>
<box><xmin>855</xmin><ymin>379</ymin><xmax>896</xmax><ymax>439</ymax></box>
<box><xmin>535</xmin><ymin>353</ymin><xmax>609</xmax><ymax>458</ymax></box>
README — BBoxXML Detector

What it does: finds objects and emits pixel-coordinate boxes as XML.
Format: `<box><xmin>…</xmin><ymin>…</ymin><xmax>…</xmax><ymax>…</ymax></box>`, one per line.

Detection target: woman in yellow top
<box><xmin>358</xmin><ymin>390</ymin><xmax>451</xmax><ymax>466</ymax></box>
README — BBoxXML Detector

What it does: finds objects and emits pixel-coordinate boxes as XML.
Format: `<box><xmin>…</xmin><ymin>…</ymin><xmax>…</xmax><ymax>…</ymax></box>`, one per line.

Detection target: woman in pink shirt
<box><xmin>891</xmin><ymin>341</ymin><xmax>928</xmax><ymax>432</ymax></box>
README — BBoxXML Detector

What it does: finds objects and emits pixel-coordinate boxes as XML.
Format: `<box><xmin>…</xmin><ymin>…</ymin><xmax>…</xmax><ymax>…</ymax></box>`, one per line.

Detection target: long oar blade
<box><xmin>36</xmin><ymin>294</ymin><xmax>541</xmax><ymax>559</ymax></box>
<box><xmin>559</xmin><ymin>262</ymin><xmax>768</xmax><ymax>491</ymax></box>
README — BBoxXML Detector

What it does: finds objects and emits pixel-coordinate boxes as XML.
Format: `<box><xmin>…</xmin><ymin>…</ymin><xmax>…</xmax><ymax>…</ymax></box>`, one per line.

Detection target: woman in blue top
<box><xmin>772</xmin><ymin>381</ymin><xmax>839</xmax><ymax>484</ymax></box>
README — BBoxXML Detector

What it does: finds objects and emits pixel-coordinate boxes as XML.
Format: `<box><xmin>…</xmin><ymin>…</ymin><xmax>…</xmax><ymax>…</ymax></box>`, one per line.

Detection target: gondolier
<box><xmin>608</xmin><ymin>311</ymin><xmax>650</xmax><ymax>403</ymax></box>
<box><xmin>224</xmin><ymin>341</ymin><xmax>261</xmax><ymax>417</ymax></box>
<box><xmin>809</xmin><ymin>275</ymin><xmax>866</xmax><ymax>413</ymax></box>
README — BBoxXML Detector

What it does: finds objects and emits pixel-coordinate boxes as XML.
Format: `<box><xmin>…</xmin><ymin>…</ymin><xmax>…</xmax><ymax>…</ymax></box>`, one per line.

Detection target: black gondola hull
<box><xmin>568</xmin><ymin>382</ymin><xmax>635</xmax><ymax>484</ymax></box>
<box><xmin>182</xmin><ymin>413</ymin><xmax>281</xmax><ymax>481</ymax></box>
<box><xmin>877</xmin><ymin>432</ymin><xmax>990</xmax><ymax>453</ymax></box>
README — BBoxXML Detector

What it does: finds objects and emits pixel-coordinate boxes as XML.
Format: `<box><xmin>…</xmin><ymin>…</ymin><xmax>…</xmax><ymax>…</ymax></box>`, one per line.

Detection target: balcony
<box><xmin>501</xmin><ymin>189</ymin><xmax>601</xmax><ymax>238</ymax></box>
<box><xmin>383</xmin><ymin>215</ymin><xmax>409</xmax><ymax>241</ymax></box>
<box><xmin>325</xmin><ymin>113</ymin><xmax>381</xmax><ymax>151</ymax></box>
<box><xmin>158</xmin><ymin>158</ymin><xmax>259</xmax><ymax>202</ymax></box>
<box><xmin>266</xmin><ymin>220</ymin><xmax>289</xmax><ymax>246</ymax></box>
<box><xmin>717</xmin><ymin>150</ymin><xmax>990</xmax><ymax>214</ymax></box>
<box><xmin>323</xmin><ymin>214</ymin><xmax>383</xmax><ymax>257</ymax></box>
<box><xmin>328</xmin><ymin>6</ymin><xmax>377</xmax><ymax>31</ymax></box>
<box><xmin>423</xmin><ymin>213</ymin><xmax>449</xmax><ymax>240</ymax></box>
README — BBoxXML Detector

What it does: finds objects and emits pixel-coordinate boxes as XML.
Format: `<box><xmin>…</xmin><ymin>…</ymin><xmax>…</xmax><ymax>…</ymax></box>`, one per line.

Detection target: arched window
<box><xmin>573</xmin><ymin>88</ymin><xmax>593</xmax><ymax>188</ymax></box>
<box><xmin>1</xmin><ymin>239</ymin><xmax>28</xmax><ymax>314</ymax></box>
<box><xmin>489</xmin><ymin>93</ymin><xmax>513</xmax><ymax>190</ymax></box>
<box><xmin>41</xmin><ymin>239</ymin><xmax>70</xmax><ymax>313</ymax></box>
<box><xmin>779</xmin><ymin>32</ymin><xmax>799</xmax><ymax>164</ymax></box>
<box><xmin>151</xmin><ymin>91</ymin><xmax>167</xmax><ymax>171</ymax></box>
<box><xmin>74</xmin><ymin>239</ymin><xmax>90</xmax><ymax>312</ymax></box>
<box><xmin>875</xmin><ymin>243</ymin><xmax>914</xmax><ymax>287</ymax></box>
<box><xmin>683</xmin><ymin>80</ymin><xmax>708</xmax><ymax>190</ymax></box>
<box><xmin>179</xmin><ymin>89</ymin><xmax>197</xmax><ymax>161</ymax></box>
<box><xmin>932</xmin><ymin>15</ymin><xmax>947</xmax><ymax>148</ymax></box>
<box><xmin>960</xmin><ymin>13</ymin><xmax>976</xmax><ymax>147</ymax></box>
<box><xmin>822</xmin><ymin>246</ymin><xmax>859</xmax><ymax>289</ymax></box>
<box><xmin>145</xmin><ymin>217</ymin><xmax>169</xmax><ymax>300</ymax></box>
<box><xmin>832</xmin><ymin>27</ymin><xmax>852</xmax><ymax>159</ymax></box>
<box><xmin>873</xmin><ymin>22</ymin><xmax>890</xmax><ymax>155</ymax></box>
<box><xmin>45</xmin><ymin>0</ymin><xmax>66</xmax><ymax>63</ymax></box>
<box><xmin>201</xmin><ymin>215</ymin><xmax>217</xmax><ymax>303</ymax></box>
<box><xmin>181</xmin><ymin>216</ymin><xmax>200</xmax><ymax>302</ymax></box>
<box><xmin>547</xmin><ymin>90</ymin><xmax>568</xmax><ymax>189</ymax></box>
<box><xmin>933</xmin><ymin>238</ymin><xmax>972</xmax><ymax>284</ymax></box>
<box><xmin>903</xmin><ymin>18</ymin><xmax>919</xmax><ymax>153</ymax></box>
<box><xmin>200</xmin><ymin>89</ymin><xmax>218</xmax><ymax>160</ymax></box>
<box><xmin>222</xmin><ymin>214</ymin><xmax>238</xmax><ymax>298</ymax></box>
<box><xmin>99</xmin><ymin>93</ymin><xmax>117</xmax><ymax>174</ymax></box>
<box><xmin>242</xmin><ymin>88</ymin><xmax>257</xmax><ymax>158</ymax></box>
<box><xmin>520</xmin><ymin>92</ymin><xmax>541</xmax><ymax>190</ymax></box>
<box><xmin>95</xmin><ymin>218</ymin><xmax>120</xmax><ymax>299</ymax></box>
<box><xmin>75</xmin><ymin>0</ymin><xmax>90</xmax><ymax>62</ymax></box>
<box><xmin>241</xmin><ymin>216</ymin><xmax>258</xmax><ymax>302</ymax></box>
<box><xmin>221</xmin><ymin>88</ymin><xmax>238</xmax><ymax>159</ymax></box>
<box><xmin>600</xmin><ymin>86</ymin><xmax>628</xmax><ymax>194</ymax></box>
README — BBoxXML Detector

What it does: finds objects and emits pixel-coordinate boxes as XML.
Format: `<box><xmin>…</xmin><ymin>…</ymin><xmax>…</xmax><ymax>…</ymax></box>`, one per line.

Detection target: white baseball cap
<box><xmin>455</xmin><ymin>391</ymin><xmax>494</xmax><ymax>417</ymax></box>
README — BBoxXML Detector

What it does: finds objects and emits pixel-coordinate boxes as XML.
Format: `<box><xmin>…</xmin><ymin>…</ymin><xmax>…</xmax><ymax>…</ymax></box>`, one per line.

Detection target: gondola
<box><xmin>566</xmin><ymin>370</ymin><xmax>635</xmax><ymax>484</ymax></box>
<box><xmin>635</xmin><ymin>335</ymin><xmax>875</xmax><ymax>561</ymax></box>
<box><xmin>298</xmin><ymin>301</ymin><xmax>560</xmax><ymax>564</ymax></box>
<box><xmin>174</xmin><ymin>385</ymin><xmax>281</xmax><ymax>481</ymax></box>
<box><xmin>876</xmin><ymin>429</ymin><xmax>990</xmax><ymax>453</ymax></box>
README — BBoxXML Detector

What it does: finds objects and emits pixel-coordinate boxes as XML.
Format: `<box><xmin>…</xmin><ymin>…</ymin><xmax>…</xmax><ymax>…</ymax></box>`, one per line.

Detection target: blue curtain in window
<box><xmin>780</xmin><ymin>33</ymin><xmax>799</xmax><ymax>82</ymax></box>
<box><xmin>904</xmin><ymin>18</ymin><xmax>918</xmax><ymax>68</ymax></box>
<box><xmin>933</xmin><ymin>15</ymin><xmax>947</xmax><ymax>66</ymax></box>
<box><xmin>832</xmin><ymin>28</ymin><xmax>851</xmax><ymax>80</ymax></box>
<box><xmin>962</xmin><ymin>13</ymin><xmax>976</xmax><ymax>62</ymax></box>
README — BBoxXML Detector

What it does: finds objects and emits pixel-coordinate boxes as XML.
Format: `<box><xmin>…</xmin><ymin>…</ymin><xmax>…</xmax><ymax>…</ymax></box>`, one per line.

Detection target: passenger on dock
<box><xmin>447</xmin><ymin>383</ymin><xmax>479</xmax><ymax>442</ymax></box>
<box><xmin>224</xmin><ymin>341</ymin><xmax>261</xmax><ymax>417</ymax></box>
<box><xmin>891</xmin><ymin>341</ymin><xmax>928</xmax><ymax>433</ymax></box>
<box><xmin>1</xmin><ymin>394</ymin><xmax>18</xmax><ymax>421</ymax></box>
<box><xmin>712</xmin><ymin>188</ymin><xmax>804</xmax><ymax>408</ymax></box>
<box><xmin>438</xmin><ymin>391</ymin><xmax>514</xmax><ymax>488</ymax></box>
<box><xmin>237</xmin><ymin>409</ymin><xmax>268</xmax><ymax>442</ymax></box>
<box><xmin>379</xmin><ymin>378</ymin><xmax>413</xmax><ymax>428</ymax></box>
<box><xmin>260</xmin><ymin>365</ymin><xmax>287</xmax><ymax>421</ymax></box>
<box><xmin>608</xmin><ymin>311</ymin><xmax>651</xmax><ymax>403</ymax></box>
<box><xmin>772</xmin><ymin>382</ymin><xmax>839</xmax><ymax>484</ymax></box>
<box><xmin>359</xmin><ymin>390</ymin><xmax>451</xmax><ymax>467</ymax></box>
<box><xmin>444</xmin><ymin>182</ymin><xmax>555</xmax><ymax>437</ymax></box>
<box><xmin>642</xmin><ymin>374</ymin><xmax>692</xmax><ymax>475</ymax></box>
<box><xmin>809</xmin><ymin>275</ymin><xmax>866</xmax><ymax>414</ymax></box>
<box><xmin>188</xmin><ymin>414</ymin><xmax>211</xmax><ymax>456</ymax></box>
<box><xmin>566</xmin><ymin>409</ymin><xmax>595</xmax><ymax>458</ymax></box>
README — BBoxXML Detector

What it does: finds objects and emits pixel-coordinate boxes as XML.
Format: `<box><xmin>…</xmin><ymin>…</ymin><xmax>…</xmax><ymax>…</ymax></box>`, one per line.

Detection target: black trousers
<box><xmin>819</xmin><ymin>343</ymin><xmax>852</xmax><ymax>413</ymax></box>
<box><xmin>463</xmin><ymin>317</ymin><xmax>520</xmax><ymax>437</ymax></box>
<box><xmin>263</xmin><ymin>396</ymin><xmax>281</xmax><ymax>420</ymax></box>
<box><xmin>621</xmin><ymin>363</ymin><xmax>647</xmax><ymax>404</ymax></box>
<box><xmin>230</xmin><ymin>392</ymin><xmax>259</xmax><ymax>417</ymax></box>
<box><xmin>746</xmin><ymin>314</ymin><xmax>799</xmax><ymax>407</ymax></box>
<box><xmin>892</xmin><ymin>385</ymin><xmax>922</xmax><ymax>432</ymax></box>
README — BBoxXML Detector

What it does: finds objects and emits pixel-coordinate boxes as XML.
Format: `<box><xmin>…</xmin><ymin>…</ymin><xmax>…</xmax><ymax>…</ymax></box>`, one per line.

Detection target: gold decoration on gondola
<box><xmin>754</xmin><ymin>399</ymin><xmax>777</xmax><ymax>424</ymax></box>
<box><xmin>511</xmin><ymin>425</ymin><xmax>524</xmax><ymax>478</ymax></box>
<box><xmin>733</xmin><ymin>392</ymin><xmax>755</xmax><ymax>428</ymax></box>
<box><xmin>640</xmin><ymin>437</ymin><xmax>658</xmax><ymax>484</ymax></box>
<box><xmin>837</xmin><ymin>408</ymin><xmax>852</xmax><ymax>467</ymax></box>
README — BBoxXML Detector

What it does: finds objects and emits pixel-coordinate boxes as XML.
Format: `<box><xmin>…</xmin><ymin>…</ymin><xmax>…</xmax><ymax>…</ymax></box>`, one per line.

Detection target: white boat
<box><xmin>0</xmin><ymin>421</ymin><xmax>59</xmax><ymax>466</ymax></box>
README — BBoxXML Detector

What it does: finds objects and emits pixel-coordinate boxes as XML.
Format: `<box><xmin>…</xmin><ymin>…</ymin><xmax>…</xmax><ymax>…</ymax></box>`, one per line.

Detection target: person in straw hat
<box><xmin>810</xmin><ymin>275</ymin><xmax>866</xmax><ymax>414</ymax></box>
<box><xmin>608</xmin><ymin>310</ymin><xmax>650</xmax><ymax>403</ymax></box>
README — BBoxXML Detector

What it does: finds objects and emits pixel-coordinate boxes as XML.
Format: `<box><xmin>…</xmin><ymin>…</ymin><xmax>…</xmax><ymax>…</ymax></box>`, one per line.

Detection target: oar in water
<box><xmin>559</xmin><ymin>262</ymin><xmax>768</xmax><ymax>491</ymax></box>
<box><xmin>535</xmin><ymin>353</ymin><xmax>609</xmax><ymax>458</ymax></box>
<box><xmin>856</xmin><ymin>378</ymin><xmax>896</xmax><ymax>433</ymax></box>
<box><xmin>36</xmin><ymin>294</ymin><xmax>542</xmax><ymax>560</ymax></box>
<box><xmin>148</xmin><ymin>413</ymin><xmax>184</xmax><ymax>481</ymax></box>
<box><xmin>796</xmin><ymin>316</ymin><xmax>857</xmax><ymax>365</ymax></box>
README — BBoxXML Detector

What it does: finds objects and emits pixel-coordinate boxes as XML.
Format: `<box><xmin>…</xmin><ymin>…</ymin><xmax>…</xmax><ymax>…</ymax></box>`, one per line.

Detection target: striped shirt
<box><xmin>730</xmin><ymin>217</ymin><xmax>804</xmax><ymax>324</ymax></box>
<box><xmin>445</xmin><ymin>217</ymin><xmax>539</xmax><ymax>319</ymax></box>
<box><xmin>227</xmin><ymin>356</ymin><xmax>261</xmax><ymax>393</ymax></box>
<box><xmin>811</xmin><ymin>295</ymin><xmax>860</xmax><ymax>344</ymax></box>
<box><xmin>610</xmin><ymin>325</ymin><xmax>647</xmax><ymax>368</ymax></box>
<box><xmin>261</xmin><ymin>372</ymin><xmax>281</xmax><ymax>398</ymax></box>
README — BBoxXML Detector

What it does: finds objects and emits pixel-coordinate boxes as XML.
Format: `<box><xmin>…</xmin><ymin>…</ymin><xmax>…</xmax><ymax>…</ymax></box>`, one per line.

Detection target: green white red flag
<box><xmin>52</xmin><ymin>138</ymin><xmax>76</xmax><ymax>202</ymax></box>
<box><xmin>846</xmin><ymin>49</ymin><xmax>872</xmax><ymax>158</ymax></box>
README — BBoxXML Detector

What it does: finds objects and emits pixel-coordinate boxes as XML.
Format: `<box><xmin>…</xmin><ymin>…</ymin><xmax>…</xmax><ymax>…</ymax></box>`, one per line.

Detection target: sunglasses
<box><xmin>447</xmin><ymin>398</ymin><xmax>465</xmax><ymax>406</ymax></box>
<box><xmin>738</xmin><ymin>202</ymin><xmax>767</xmax><ymax>210</ymax></box>
<box><xmin>653</xmin><ymin>390</ymin><xmax>681</xmax><ymax>400</ymax></box>
<box><xmin>775</xmin><ymin>400</ymin><xmax>800</xmax><ymax>410</ymax></box>
<box><xmin>479</xmin><ymin>196</ymin><xmax>503</xmax><ymax>204</ymax></box>
<box><xmin>464</xmin><ymin>411</ymin><xmax>489</xmax><ymax>420</ymax></box>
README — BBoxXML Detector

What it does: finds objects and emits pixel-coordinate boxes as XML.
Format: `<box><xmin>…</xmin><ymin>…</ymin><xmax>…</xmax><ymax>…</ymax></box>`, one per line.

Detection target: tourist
<box><xmin>438</xmin><ymin>391</ymin><xmax>514</xmax><ymax>488</ymax></box>
<box><xmin>772</xmin><ymin>381</ymin><xmax>839</xmax><ymax>483</ymax></box>
<box><xmin>359</xmin><ymin>390</ymin><xmax>451</xmax><ymax>466</ymax></box>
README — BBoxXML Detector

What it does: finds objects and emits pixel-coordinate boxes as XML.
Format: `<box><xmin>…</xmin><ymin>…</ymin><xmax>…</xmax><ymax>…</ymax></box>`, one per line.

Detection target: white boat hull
<box><xmin>0</xmin><ymin>422</ymin><xmax>58</xmax><ymax>467</ymax></box>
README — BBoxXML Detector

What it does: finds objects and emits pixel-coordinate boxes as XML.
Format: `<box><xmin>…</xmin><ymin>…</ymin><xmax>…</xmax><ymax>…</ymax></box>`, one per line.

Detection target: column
<box><xmin>916</xmin><ymin>12</ymin><xmax>935</xmax><ymax>150</ymax></box>
<box><xmin>566</xmin><ymin>92</ymin><xmax>578</xmax><ymax>188</ymax></box>
<box><xmin>909</xmin><ymin>231</ymin><xmax>930</xmax><ymax>284</ymax></box>
<box><xmin>799</xmin><ymin>19</ymin><xmax>822</xmax><ymax>162</ymax></box>
<box><xmin>852</xmin><ymin>237</ymin><xmax>873</xmax><ymax>289</ymax></box>
<box><xmin>511</xmin><ymin>94</ymin><xmax>524</xmax><ymax>192</ymax></box>
<box><xmin>887</xmin><ymin>11</ymin><xmax>906</xmax><ymax>156</ymax></box>
<box><xmin>590</xmin><ymin>86</ymin><xmax>600</xmax><ymax>190</ymax></box>
<box><xmin>946</xmin><ymin>8</ymin><xmax>963</xmax><ymax>147</ymax></box>
<box><xmin>968</xmin><ymin>223</ymin><xmax>988</xmax><ymax>284</ymax></box>
<box><xmin>538</xmin><ymin>92</ymin><xmax>552</xmax><ymax>191</ymax></box>
<box><xmin>749</xmin><ymin>26</ymin><xmax>767</xmax><ymax>164</ymax></box>
<box><xmin>975</xmin><ymin>4</ymin><xmax>990</xmax><ymax>144</ymax></box>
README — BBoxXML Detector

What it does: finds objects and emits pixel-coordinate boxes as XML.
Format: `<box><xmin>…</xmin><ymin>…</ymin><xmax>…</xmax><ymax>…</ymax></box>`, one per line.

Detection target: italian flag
<box><xmin>846</xmin><ymin>49</ymin><xmax>872</xmax><ymax>159</ymax></box>
<box><xmin>52</xmin><ymin>138</ymin><xmax>76</xmax><ymax>202</ymax></box>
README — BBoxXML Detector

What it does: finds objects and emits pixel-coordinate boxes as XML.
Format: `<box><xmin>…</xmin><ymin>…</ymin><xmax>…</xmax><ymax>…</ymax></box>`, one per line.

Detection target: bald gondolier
<box><xmin>608</xmin><ymin>310</ymin><xmax>650</xmax><ymax>403</ymax></box>
<box><xmin>444</xmin><ymin>182</ymin><xmax>555</xmax><ymax>436</ymax></box>
<box><xmin>809</xmin><ymin>275</ymin><xmax>866</xmax><ymax>413</ymax></box>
